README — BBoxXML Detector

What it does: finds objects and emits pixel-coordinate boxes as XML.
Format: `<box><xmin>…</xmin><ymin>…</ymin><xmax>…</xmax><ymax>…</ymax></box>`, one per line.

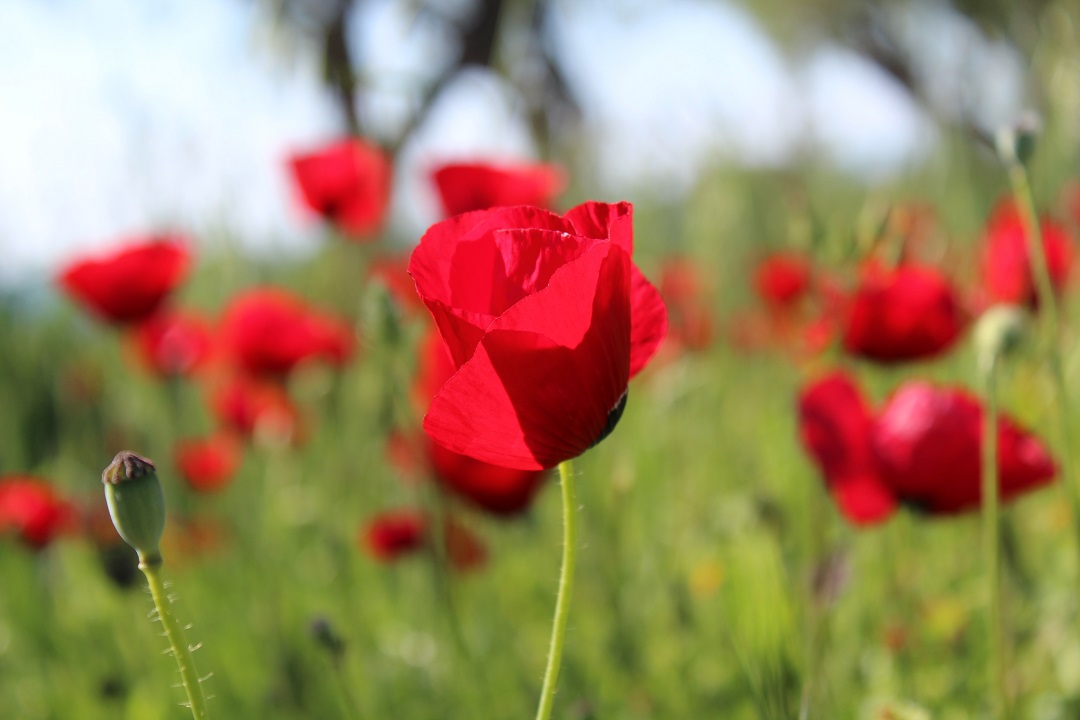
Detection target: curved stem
<box><xmin>534</xmin><ymin>459</ymin><xmax>579</xmax><ymax>720</ymax></box>
<box><xmin>981</xmin><ymin>357</ymin><xmax>1008</xmax><ymax>718</ymax></box>
<box><xmin>138</xmin><ymin>552</ymin><xmax>209</xmax><ymax>720</ymax></box>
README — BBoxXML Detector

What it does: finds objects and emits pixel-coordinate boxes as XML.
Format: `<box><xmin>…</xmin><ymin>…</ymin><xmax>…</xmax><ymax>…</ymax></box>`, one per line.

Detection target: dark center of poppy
<box><xmin>591</xmin><ymin>390</ymin><xmax>628</xmax><ymax>449</ymax></box>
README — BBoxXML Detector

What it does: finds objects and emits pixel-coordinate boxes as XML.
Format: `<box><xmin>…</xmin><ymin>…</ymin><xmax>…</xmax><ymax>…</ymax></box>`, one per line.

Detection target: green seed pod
<box><xmin>102</xmin><ymin>451</ymin><xmax>166</xmax><ymax>562</ymax></box>
<box><xmin>995</xmin><ymin>113</ymin><xmax>1040</xmax><ymax>167</ymax></box>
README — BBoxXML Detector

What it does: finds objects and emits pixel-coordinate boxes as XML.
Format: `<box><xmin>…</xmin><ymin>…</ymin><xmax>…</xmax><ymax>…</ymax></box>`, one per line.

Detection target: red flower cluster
<box><xmin>409</xmin><ymin>201</ymin><xmax>667</xmax><ymax>470</ymax></box>
<box><xmin>798</xmin><ymin>371</ymin><xmax>1056</xmax><ymax>525</ymax></box>
<box><xmin>289</xmin><ymin>138</ymin><xmax>392</xmax><ymax>239</ymax></box>
<box><xmin>431</xmin><ymin>161</ymin><xmax>566</xmax><ymax>217</ymax></box>
<box><xmin>0</xmin><ymin>477</ymin><xmax>75</xmax><ymax>549</ymax></box>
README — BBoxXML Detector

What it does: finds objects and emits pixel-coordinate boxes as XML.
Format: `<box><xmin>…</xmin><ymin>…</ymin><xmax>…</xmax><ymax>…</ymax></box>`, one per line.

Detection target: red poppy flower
<box><xmin>431</xmin><ymin>161</ymin><xmax>566</xmax><ymax>217</ymax></box>
<box><xmin>659</xmin><ymin>258</ymin><xmax>714</xmax><ymax>352</ymax></box>
<box><xmin>210</xmin><ymin>375</ymin><xmax>301</xmax><ymax>443</ymax></box>
<box><xmin>409</xmin><ymin>201</ymin><xmax>668</xmax><ymax>470</ymax></box>
<box><xmin>798</xmin><ymin>372</ymin><xmax>1056</xmax><ymax>525</ymax></box>
<box><xmin>220</xmin><ymin>288</ymin><xmax>355</xmax><ymax>378</ymax></box>
<box><xmin>130</xmin><ymin>309</ymin><xmax>214</xmax><ymax>377</ymax></box>
<box><xmin>842</xmin><ymin>264</ymin><xmax>963</xmax><ymax>363</ymax></box>
<box><xmin>362</xmin><ymin>510</ymin><xmax>427</xmax><ymax>562</ymax></box>
<box><xmin>175</xmin><ymin>434</ymin><xmax>242</xmax><ymax>493</ymax></box>
<box><xmin>57</xmin><ymin>236</ymin><xmax>190</xmax><ymax>325</ymax></box>
<box><xmin>754</xmin><ymin>253</ymin><xmax>812</xmax><ymax>309</ymax></box>
<box><xmin>0</xmin><ymin>477</ymin><xmax>76</xmax><ymax>549</ymax></box>
<box><xmin>289</xmin><ymin>138</ymin><xmax>392</xmax><ymax>238</ymax></box>
<box><xmin>981</xmin><ymin>198</ymin><xmax>1073</xmax><ymax>308</ymax></box>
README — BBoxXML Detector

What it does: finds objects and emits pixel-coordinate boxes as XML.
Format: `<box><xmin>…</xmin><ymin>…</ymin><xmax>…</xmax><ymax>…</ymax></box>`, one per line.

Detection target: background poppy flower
<box><xmin>0</xmin><ymin>477</ymin><xmax>76</xmax><ymax>549</ymax></box>
<box><xmin>130</xmin><ymin>309</ymin><xmax>214</xmax><ymax>377</ymax></box>
<box><xmin>754</xmin><ymin>253</ymin><xmax>812</xmax><ymax>309</ymax></box>
<box><xmin>431</xmin><ymin>161</ymin><xmax>566</xmax><ymax>217</ymax></box>
<box><xmin>659</xmin><ymin>258</ymin><xmax>714</xmax><ymax>352</ymax></box>
<box><xmin>362</xmin><ymin>510</ymin><xmax>427</xmax><ymax>562</ymax></box>
<box><xmin>175</xmin><ymin>434</ymin><xmax>242</xmax><ymax>493</ymax></box>
<box><xmin>219</xmin><ymin>288</ymin><xmax>355</xmax><ymax>378</ymax></box>
<box><xmin>289</xmin><ymin>137</ymin><xmax>392</xmax><ymax>238</ymax></box>
<box><xmin>842</xmin><ymin>264</ymin><xmax>963</xmax><ymax>363</ymax></box>
<box><xmin>409</xmin><ymin>201</ymin><xmax>667</xmax><ymax>470</ymax></box>
<box><xmin>981</xmin><ymin>198</ymin><xmax>1073</xmax><ymax>308</ymax></box>
<box><xmin>57</xmin><ymin>236</ymin><xmax>190</xmax><ymax>325</ymax></box>
<box><xmin>210</xmin><ymin>375</ymin><xmax>301</xmax><ymax>443</ymax></box>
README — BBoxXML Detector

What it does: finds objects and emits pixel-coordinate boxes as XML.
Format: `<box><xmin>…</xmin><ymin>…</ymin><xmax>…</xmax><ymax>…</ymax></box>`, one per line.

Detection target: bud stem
<box><xmin>980</xmin><ymin>355</ymin><xmax>1009</xmax><ymax>719</ymax></box>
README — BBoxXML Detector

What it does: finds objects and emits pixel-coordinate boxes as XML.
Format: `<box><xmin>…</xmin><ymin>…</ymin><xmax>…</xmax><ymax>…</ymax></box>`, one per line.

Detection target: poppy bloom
<box><xmin>842</xmin><ymin>264</ymin><xmax>964</xmax><ymax>363</ymax></box>
<box><xmin>659</xmin><ymin>258</ymin><xmax>714</xmax><ymax>352</ymax></box>
<box><xmin>0</xmin><ymin>477</ymin><xmax>76</xmax><ymax>549</ymax></box>
<box><xmin>175</xmin><ymin>434</ymin><xmax>242</xmax><ymax>493</ymax></box>
<box><xmin>409</xmin><ymin>201</ymin><xmax>668</xmax><ymax>470</ymax></box>
<box><xmin>754</xmin><ymin>253</ymin><xmax>812</xmax><ymax>310</ymax></box>
<box><xmin>210</xmin><ymin>375</ymin><xmax>301</xmax><ymax>443</ymax></box>
<box><xmin>130</xmin><ymin>309</ymin><xmax>214</xmax><ymax>377</ymax></box>
<box><xmin>798</xmin><ymin>372</ymin><xmax>1056</xmax><ymax>525</ymax></box>
<box><xmin>981</xmin><ymin>198</ymin><xmax>1073</xmax><ymax>308</ymax></box>
<box><xmin>431</xmin><ymin>161</ymin><xmax>566</xmax><ymax>217</ymax></box>
<box><xmin>289</xmin><ymin>138</ymin><xmax>392</xmax><ymax>238</ymax></box>
<box><xmin>57</xmin><ymin>236</ymin><xmax>190</xmax><ymax>325</ymax></box>
<box><xmin>361</xmin><ymin>510</ymin><xmax>486</xmax><ymax>570</ymax></box>
<box><xmin>219</xmin><ymin>288</ymin><xmax>355</xmax><ymax>378</ymax></box>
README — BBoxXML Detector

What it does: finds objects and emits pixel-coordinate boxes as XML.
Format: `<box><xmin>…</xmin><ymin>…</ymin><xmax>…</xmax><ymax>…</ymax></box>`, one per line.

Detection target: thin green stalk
<box><xmin>981</xmin><ymin>356</ymin><xmax>1008</xmax><ymax>719</ymax></box>
<box><xmin>1007</xmin><ymin>162</ymin><xmax>1080</xmax><ymax>551</ymax></box>
<box><xmin>534</xmin><ymin>459</ymin><xmax>578</xmax><ymax>720</ymax></box>
<box><xmin>138</xmin><ymin>551</ymin><xmax>209</xmax><ymax>720</ymax></box>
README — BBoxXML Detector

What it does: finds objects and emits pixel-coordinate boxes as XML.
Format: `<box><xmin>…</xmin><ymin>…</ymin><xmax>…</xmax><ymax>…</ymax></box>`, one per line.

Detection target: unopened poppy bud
<box><xmin>102</xmin><ymin>451</ymin><xmax>166</xmax><ymax>562</ymax></box>
<box><xmin>995</xmin><ymin>113</ymin><xmax>1040</xmax><ymax>167</ymax></box>
<box><xmin>975</xmin><ymin>304</ymin><xmax>1028</xmax><ymax>373</ymax></box>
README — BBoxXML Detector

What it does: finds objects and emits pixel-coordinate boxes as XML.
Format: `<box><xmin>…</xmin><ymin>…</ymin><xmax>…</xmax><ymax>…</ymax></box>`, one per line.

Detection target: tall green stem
<box><xmin>138</xmin><ymin>551</ymin><xmax>210</xmax><ymax>720</ymax></box>
<box><xmin>534</xmin><ymin>459</ymin><xmax>579</xmax><ymax>720</ymax></box>
<box><xmin>981</xmin><ymin>357</ymin><xmax>1008</xmax><ymax>718</ymax></box>
<box><xmin>1007</xmin><ymin>162</ymin><xmax>1080</xmax><ymax>552</ymax></box>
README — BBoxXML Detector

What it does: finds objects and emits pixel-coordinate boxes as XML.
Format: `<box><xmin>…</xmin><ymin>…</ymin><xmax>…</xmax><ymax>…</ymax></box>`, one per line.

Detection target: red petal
<box><xmin>564</xmin><ymin>201</ymin><xmax>635</xmax><ymax>256</ymax></box>
<box><xmin>629</xmin><ymin>266</ymin><xmax>668</xmax><ymax>377</ymax></box>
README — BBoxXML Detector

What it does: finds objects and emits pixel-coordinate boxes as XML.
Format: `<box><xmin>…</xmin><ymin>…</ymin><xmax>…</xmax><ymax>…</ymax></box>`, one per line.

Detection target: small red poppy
<box><xmin>431</xmin><ymin>161</ymin><xmax>566</xmax><ymax>217</ymax></box>
<box><xmin>798</xmin><ymin>372</ymin><xmax>1056</xmax><ymax>525</ymax></box>
<box><xmin>0</xmin><ymin>477</ymin><xmax>75</xmax><ymax>549</ymax></box>
<box><xmin>842</xmin><ymin>264</ymin><xmax>963</xmax><ymax>363</ymax></box>
<box><xmin>175</xmin><ymin>434</ymin><xmax>242</xmax><ymax>493</ymax></box>
<box><xmin>409</xmin><ymin>201</ymin><xmax>668</xmax><ymax>470</ymax></box>
<box><xmin>362</xmin><ymin>510</ymin><xmax>427</xmax><ymax>562</ymax></box>
<box><xmin>57</xmin><ymin>236</ymin><xmax>190</xmax><ymax>325</ymax></box>
<box><xmin>130</xmin><ymin>309</ymin><xmax>214</xmax><ymax>377</ymax></box>
<box><xmin>754</xmin><ymin>253</ymin><xmax>812</xmax><ymax>309</ymax></box>
<box><xmin>210</xmin><ymin>375</ymin><xmax>300</xmax><ymax>443</ymax></box>
<box><xmin>220</xmin><ymin>288</ymin><xmax>355</xmax><ymax>378</ymax></box>
<box><xmin>659</xmin><ymin>258</ymin><xmax>714</xmax><ymax>352</ymax></box>
<box><xmin>981</xmin><ymin>198</ymin><xmax>1073</xmax><ymax>308</ymax></box>
<box><xmin>289</xmin><ymin>138</ymin><xmax>392</xmax><ymax>238</ymax></box>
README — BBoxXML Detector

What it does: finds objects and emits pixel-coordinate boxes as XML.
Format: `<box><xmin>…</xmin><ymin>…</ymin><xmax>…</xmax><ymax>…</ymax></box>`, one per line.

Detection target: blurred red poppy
<box><xmin>362</xmin><ymin>510</ymin><xmax>427</xmax><ymax>562</ymax></box>
<box><xmin>130</xmin><ymin>309</ymin><xmax>214</xmax><ymax>377</ymax></box>
<box><xmin>210</xmin><ymin>375</ymin><xmax>301</xmax><ymax>443</ymax></box>
<box><xmin>289</xmin><ymin>138</ymin><xmax>392</xmax><ymax>239</ymax></box>
<box><xmin>409</xmin><ymin>201</ymin><xmax>667</xmax><ymax>470</ymax></box>
<box><xmin>754</xmin><ymin>253</ymin><xmax>812</xmax><ymax>309</ymax></box>
<box><xmin>175</xmin><ymin>434</ymin><xmax>242</xmax><ymax>493</ymax></box>
<box><xmin>842</xmin><ymin>264</ymin><xmax>963</xmax><ymax>363</ymax></box>
<box><xmin>981</xmin><ymin>198</ymin><xmax>1073</xmax><ymax>308</ymax></box>
<box><xmin>798</xmin><ymin>372</ymin><xmax>1056</xmax><ymax>525</ymax></box>
<box><xmin>220</xmin><ymin>288</ymin><xmax>355</xmax><ymax>378</ymax></box>
<box><xmin>0</xmin><ymin>477</ymin><xmax>76</xmax><ymax>549</ymax></box>
<box><xmin>659</xmin><ymin>258</ymin><xmax>714</xmax><ymax>352</ymax></box>
<box><xmin>57</xmin><ymin>236</ymin><xmax>190</xmax><ymax>325</ymax></box>
<box><xmin>431</xmin><ymin>161</ymin><xmax>566</xmax><ymax>217</ymax></box>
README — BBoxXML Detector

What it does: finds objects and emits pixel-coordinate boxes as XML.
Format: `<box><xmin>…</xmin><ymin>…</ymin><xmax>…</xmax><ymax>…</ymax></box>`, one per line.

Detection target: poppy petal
<box><xmin>629</xmin><ymin>266</ymin><xmax>668</xmax><ymax>377</ymax></box>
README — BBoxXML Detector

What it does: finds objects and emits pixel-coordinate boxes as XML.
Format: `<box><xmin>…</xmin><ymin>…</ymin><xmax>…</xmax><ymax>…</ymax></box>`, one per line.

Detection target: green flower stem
<box><xmin>1007</xmin><ymin>162</ymin><xmax>1080</xmax><ymax>553</ymax></box>
<box><xmin>981</xmin><ymin>355</ymin><xmax>1008</xmax><ymax>719</ymax></box>
<box><xmin>138</xmin><ymin>551</ymin><xmax>209</xmax><ymax>720</ymax></box>
<box><xmin>534</xmin><ymin>459</ymin><xmax>579</xmax><ymax>720</ymax></box>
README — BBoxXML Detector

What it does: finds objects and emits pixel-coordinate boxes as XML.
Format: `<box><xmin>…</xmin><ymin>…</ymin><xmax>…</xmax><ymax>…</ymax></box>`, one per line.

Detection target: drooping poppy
<box><xmin>981</xmin><ymin>198</ymin><xmax>1073</xmax><ymax>308</ymax></box>
<box><xmin>289</xmin><ymin>138</ymin><xmax>392</xmax><ymax>239</ymax></box>
<box><xmin>754</xmin><ymin>253</ymin><xmax>812</xmax><ymax>310</ymax></box>
<box><xmin>130</xmin><ymin>309</ymin><xmax>214</xmax><ymax>378</ymax></box>
<box><xmin>842</xmin><ymin>264</ymin><xmax>964</xmax><ymax>363</ymax></box>
<box><xmin>57</xmin><ymin>236</ymin><xmax>190</xmax><ymax>325</ymax></box>
<box><xmin>219</xmin><ymin>288</ymin><xmax>355</xmax><ymax>379</ymax></box>
<box><xmin>409</xmin><ymin>201</ymin><xmax>668</xmax><ymax>470</ymax></box>
<box><xmin>175</xmin><ymin>434</ymin><xmax>242</xmax><ymax>493</ymax></box>
<box><xmin>431</xmin><ymin>161</ymin><xmax>566</xmax><ymax>217</ymax></box>
<box><xmin>0</xmin><ymin>477</ymin><xmax>76</xmax><ymax>549</ymax></box>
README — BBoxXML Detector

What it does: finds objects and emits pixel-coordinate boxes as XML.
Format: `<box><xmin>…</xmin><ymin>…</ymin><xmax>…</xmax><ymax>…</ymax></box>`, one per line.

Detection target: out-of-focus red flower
<box><xmin>659</xmin><ymin>258</ymin><xmax>714</xmax><ymax>352</ymax></box>
<box><xmin>362</xmin><ymin>510</ymin><xmax>427</xmax><ymax>562</ymax></box>
<box><xmin>175</xmin><ymin>434</ymin><xmax>242</xmax><ymax>493</ymax></box>
<box><xmin>130</xmin><ymin>309</ymin><xmax>214</xmax><ymax>377</ymax></box>
<box><xmin>798</xmin><ymin>371</ymin><xmax>1056</xmax><ymax>525</ymax></box>
<box><xmin>220</xmin><ymin>288</ymin><xmax>355</xmax><ymax>378</ymax></box>
<box><xmin>754</xmin><ymin>253</ymin><xmax>812</xmax><ymax>309</ymax></box>
<box><xmin>431</xmin><ymin>161</ymin><xmax>566</xmax><ymax>217</ymax></box>
<box><xmin>842</xmin><ymin>264</ymin><xmax>964</xmax><ymax>363</ymax></box>
<box><xmin>210</xmin><ymin>375</ymin><xmax>300</xmax><ymax>443</ymax></box>
<box><xmin>162</xmin><ymin>516</ymin><xmax>229</xmax><ymax>567</ymax></box>
<box><xmin>57</xmin><ymin>237</ymin><xmax>190</xmax><ymax>325</ymax></box>
<box><xmin>0</xmin><ymin>477</ymin><xmax>76</xmax><ymax>549</ymax></box>
<box><xmin>981</xmin><ymin>198</ymin><xmax>1073</xmax><ymax>308</ymax></box>
<box><xmin>409</xmin><ymin>201</ymin><xmax>668</xmax><ymax>470</ymax></box>
<box><xmin>443</xmin><ymin>517</ymin><xmax>487</xmax><ymax>571</ymax></box>
<box><xmin>289</xmin><ymin>138</ymin><xmax>392</xmax><ymax>239</ymax></box>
